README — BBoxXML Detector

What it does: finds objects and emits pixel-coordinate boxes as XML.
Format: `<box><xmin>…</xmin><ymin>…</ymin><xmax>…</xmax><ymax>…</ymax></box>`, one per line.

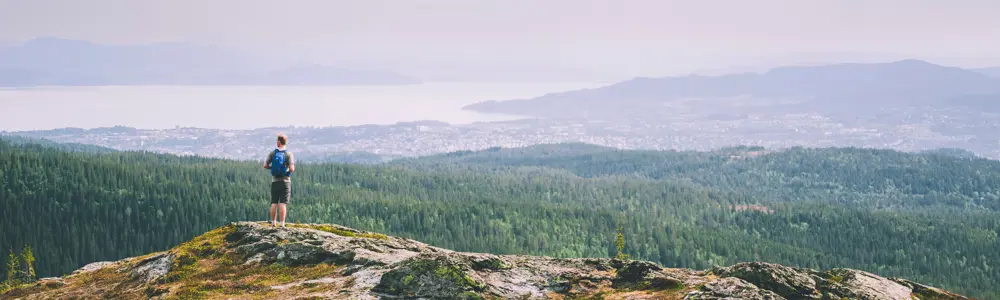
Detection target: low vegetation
<box><xmin>288</xmin><ymin>224</ymin><xmax>388</xmax><ymax>240</ymax></box>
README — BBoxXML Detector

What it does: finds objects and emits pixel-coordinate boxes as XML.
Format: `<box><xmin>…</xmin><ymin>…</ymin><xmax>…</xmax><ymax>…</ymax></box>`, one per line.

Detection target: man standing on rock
<box><xmin>264</xmin><ymin>133</ymin><xmax>295</xmax><ymax>227</ymax></box>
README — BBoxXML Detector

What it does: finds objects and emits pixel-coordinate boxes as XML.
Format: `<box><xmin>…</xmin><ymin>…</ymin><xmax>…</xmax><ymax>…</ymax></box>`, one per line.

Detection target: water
<box><xmin>0</xmin><ymin>82</ymin><xmax>604</xmax><ymax>131</ymax></box>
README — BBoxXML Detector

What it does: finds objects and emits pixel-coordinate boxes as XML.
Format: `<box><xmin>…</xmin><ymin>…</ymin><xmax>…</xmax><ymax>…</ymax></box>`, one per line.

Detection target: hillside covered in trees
<box><xmin>2</xmin><ymin>140</ymin><xmax>999</xmax><ymax>298</ymax></box>
<box><xmin>399</xmin><ymin>143</ymin><xmax>1000</xmax><ymax>210</ymax></box>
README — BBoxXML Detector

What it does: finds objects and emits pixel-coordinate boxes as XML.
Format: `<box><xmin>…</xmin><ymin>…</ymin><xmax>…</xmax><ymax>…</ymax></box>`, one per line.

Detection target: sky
<box><xmin>2</xmin><ymin>0</ymin><xmax>999</xmax><ymax>77</ymax></box>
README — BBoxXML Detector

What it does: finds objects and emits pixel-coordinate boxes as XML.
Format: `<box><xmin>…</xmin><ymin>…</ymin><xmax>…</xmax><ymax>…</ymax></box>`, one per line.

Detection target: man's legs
<box><xmin>278</xmin><ymin>181</ymin><xmax>290</xmax><ymax>227</ymax></box>
<box><xmin>270</xmin><ymin>204</ymin><xmax>278</xmax><ymax>225</ymax></box>
<box><xmin>279</xmin><ymin>204</ymin><xmax>287</xmax><ymax>226</ymax></box>
<box><xmin>270</xmin><ymin>181</ymin><xmax>280</xmax><ymax>226</ymax></box>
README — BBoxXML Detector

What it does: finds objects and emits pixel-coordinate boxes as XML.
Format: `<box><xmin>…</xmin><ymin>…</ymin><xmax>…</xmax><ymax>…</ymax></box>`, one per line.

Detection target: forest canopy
<box><xmin>1</xmin><ymin>140</ymin><xmax>998</xmax><ymax>298</ymax></box>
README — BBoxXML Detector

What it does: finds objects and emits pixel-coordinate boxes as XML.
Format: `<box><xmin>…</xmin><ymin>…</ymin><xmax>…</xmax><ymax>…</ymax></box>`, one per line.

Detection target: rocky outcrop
<box><xmin>70</xmin><ymin>261</ymin><xmax>116</xmax><ymax>275</ymax></box>
<box><xmin>891</xmin><ymin>278</ymin><xmax>970</xmax><ymax>300</ymax></box>
<box><xmin>2</xmin><ymin>222</ymin><xmax>971</xmax><ymax>299</ymax></box>
<box><xmin>713</xmin><ymin>262</ymin><xmax>823</xmax><ymax>299</ymax></box>
<box><xmin>685</xmin><ymin>277</ymin><xmax>785</xmax><ymax>300</ymax></box>
<box><xmin>712</xmin><ymin>262</ymin><xmax>968</xmax><ymax>300</ymax></box>
<box><xmin>129</xmin><ymin>253</ymin><xmax>174</xmax><ymax>283</ymax></box>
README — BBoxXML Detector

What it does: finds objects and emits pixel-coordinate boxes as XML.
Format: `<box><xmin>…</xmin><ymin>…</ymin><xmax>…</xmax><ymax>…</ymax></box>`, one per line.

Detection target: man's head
<box><xmin>276</xmin><ymin>133</ymin><xmax>288</xmax><ymax>148</ymax></box>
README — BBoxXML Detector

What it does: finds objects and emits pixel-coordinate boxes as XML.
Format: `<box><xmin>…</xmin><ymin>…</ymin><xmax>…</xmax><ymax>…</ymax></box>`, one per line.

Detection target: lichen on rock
<box><xmin>374</xmin><ymin>255</ymin><xmax>486</xmax><ymax>299</ymax></box>
<box><xmin>129</xmin><ymin>253</ymin><xmax>174</xmax><ymax>283</ymax></box>
<box><xmin>71</xmin><ymin>261</ymin><xmax>117</xmax><ymax>275</ymax></box>
<box><xmin>820</xmin><ymin>268</ymin><xmax>913</xmax><ymax>300</ymax></box>
<box><xmin>685</xmin><ymin>277</ymin><xmax>786</xmax><ymax>300</ymax></box>
<box><xmin>713</xmin><ymin>262</ymin><xmax>823</xmax><ymax>299</ymax></box>
<box><xmin>613</xmin><ymin>260</ymin><xmax>684</xmax><ymax>291</ymax></box>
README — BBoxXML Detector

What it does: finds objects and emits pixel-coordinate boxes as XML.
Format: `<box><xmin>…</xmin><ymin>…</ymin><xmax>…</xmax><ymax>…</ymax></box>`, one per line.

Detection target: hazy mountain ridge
<box><xmin>975</xmin><ymin>66</ymin><xmax>1000</xmax><ymax>79</ymax></box>
<box><xmin>0</xmin><ymin>38</ymin><xmax>419</xmax><ymax>86</ymax></box>
<box><xmin>7</xmin><ymin>60</ymin><xmax>1000</xmax><ymax>161</ymax></box>
<box><xmin>0</xmin><ymin>134</ymin><xmax>119</xmax><ymax>153</ymax></box>
<box><xmin>463</xmin><ymin>60</ymin><xmax>1000</xmax><ymax>118</ymax></box>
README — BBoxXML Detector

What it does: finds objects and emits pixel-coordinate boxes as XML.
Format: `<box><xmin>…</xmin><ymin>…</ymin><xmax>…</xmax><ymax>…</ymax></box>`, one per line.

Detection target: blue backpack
<box><xmin>270</xmin><ymin>149</ymin><xmax>291</xmax><ymax>177</ymax></box>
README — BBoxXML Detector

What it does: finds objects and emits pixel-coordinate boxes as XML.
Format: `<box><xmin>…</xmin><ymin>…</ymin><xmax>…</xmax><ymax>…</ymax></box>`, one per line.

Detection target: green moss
<box><xmin>172</xmin><ymin>287</ymin><xmax>208</xmax><ymax>299</ymax></box>
<box><xmin>461</xmin><ymin>291</ymin><xmax>487</xmax><ymax>300</ymax></box>
<box><xmin>824</xmin><ymin>269</ymin><xmax>849</xmax><ymax>286</ymax></box>
<box><xmin>164</xmin><ymin>261</ymin><xmax>336</xmax><ymax>299</ymax></box>
<box><xmin>0</xmin><ymin>282</ymin><xmax>31</xmax><ymax>297</ymax></box>
<box><xmin>161</xmin><ymin>224</ymin><xmax>340</xmax><ymax>299</ymax></box>
<box><xmin>829</xmin><ymin>274</ymin><xmax>845</xmax><ymax>284</ymax></box>
<box><xmin>171</xmin><ymin>281</ymin><xmax>239</xmax><ymax>299</ymax></box>
<box><xmin>177</xmin><ymin>225</ymin><xmax>234</xmax><ymax>257</ymax></box>
<box><xmin>374</xmin><ymin>258</ymin><xmax>485</xmax><ymax>299</ymax></box>
<box><xmin>291</xmin><ymin>224</ymin><xmax>389</xmax><ymax>240</ymax></box>
<box><xmin>164</xmin><ymin>225</ymin><xmax>238</xmax><ymax>283</ymax></box>
<box><xmin>612</xmin><ymin>261</ymin><xmax>684</xmax><ymax>291</ymax></box>
<box><xmin>472</xmin><ymin>257</ymin><xmax>510</xmax><ymax>270</ymax></box>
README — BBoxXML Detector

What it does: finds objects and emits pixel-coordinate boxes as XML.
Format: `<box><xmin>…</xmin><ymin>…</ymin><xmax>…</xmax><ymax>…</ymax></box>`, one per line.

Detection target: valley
<box><xmin>2</xmin><ymin>139</ymin><xmax>999</xmax><ymax>298</ymax></box>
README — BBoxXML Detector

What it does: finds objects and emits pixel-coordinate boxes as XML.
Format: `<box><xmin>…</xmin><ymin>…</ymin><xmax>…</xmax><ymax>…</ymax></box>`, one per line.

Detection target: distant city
<box><xmin>7</xmin><ymin>60</ymin><xmax>1000</xmax><ymax>161</ymax></box>
<box><xmin>7</xmin><ymin>107</ymin><xmax>998</xmax><ymax>163</ymax></box>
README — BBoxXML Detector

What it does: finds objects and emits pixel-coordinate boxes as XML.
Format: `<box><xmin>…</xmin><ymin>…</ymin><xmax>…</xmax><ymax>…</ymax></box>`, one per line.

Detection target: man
<box><xmin>264</xmin><ymin>133</ymin><xmax>295</xmax><ymax>227</ymax></box>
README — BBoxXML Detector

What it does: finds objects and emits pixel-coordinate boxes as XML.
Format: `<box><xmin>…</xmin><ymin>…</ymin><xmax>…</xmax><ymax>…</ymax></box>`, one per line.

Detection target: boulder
<box><xmin>891</xmin><ymin>278</ymin><xmax>969</xmax><ymax>300</ymax></box>
<box><xmin>37</xmin><ymin>277</ymin><xmax>65</xmax><ymax>288</ymax></box>
<box><xmin>373</xmin><ymin>255</ymin><xmax>486</xmax><ymax>299</ymax></box>
<box><xmin>129</xmin><ymin>253</ymin><xmax>174</xmax><ymax>283</ymax></box>
<box><xmin>613</xmin><ymin>260</ymin><xmax>684</xmax><ymax>290</ymax></box>
<box><xmin>713</xmin><ymin>262</ymin><xmax>823</xmax><ymax>299</ymax></box>
<box><xmin>274</xmin><ymin>243</ymin><xmax>355</xmax><ymax>266</ymax></box>
<box><xmin>71</xmin><ymin>261</ymin><xmax>116</xmax><ymax>275</ymax></box>
<box><xmin>685</xmin><ymin>277</ymin><xmax>786</xmax><ymax>300</ymax></box>
<box><xmin>820</xmin><ymin>268</ymin><xmax>913</xmax><ymax>300</ymax></box>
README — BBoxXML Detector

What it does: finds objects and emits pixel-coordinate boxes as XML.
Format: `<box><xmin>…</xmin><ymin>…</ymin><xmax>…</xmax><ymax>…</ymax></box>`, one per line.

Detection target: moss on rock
<box><xmin>471</xmin><ymin>256</ymin><xmax>510</xmax><ymax>271</ymax></box>
<box><xmin>374</xmin><ymin>257</ymin><xmax>486</xmax><ymax>299</ymax></box>
<box><xmin>289</xmin><ymin>224</ymin><xmax>388</xmax><ymax>240</ymax></box>
<box><xmin>612</xmin><ymin>260</ymin><xmax>683</xmax><ymax>291</ymax></box>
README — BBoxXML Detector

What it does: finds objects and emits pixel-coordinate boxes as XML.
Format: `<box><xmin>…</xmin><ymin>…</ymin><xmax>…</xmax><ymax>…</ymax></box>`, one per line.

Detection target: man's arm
<box><xmin>287</xmin><ymin>152</ymin><xmax>295</xmax><ymax>173</ymax></box>
<box><xmin>264</xmin><ymin>151</ymin><xmax>274</xmax><ymax>169</ymax></box>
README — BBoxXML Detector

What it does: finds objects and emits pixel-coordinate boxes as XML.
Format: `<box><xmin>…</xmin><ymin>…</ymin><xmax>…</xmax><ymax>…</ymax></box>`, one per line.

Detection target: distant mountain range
<box><xmin>976</xmin><ymin>67</ymin><xmax>1000</xmax><ymax>79</ymax></box>
<box><xmin>0</xmin><ymin>38</ymin><xmax>419</xmax><ymax>86</ymax></box>
<box><xmin>464</xmin><ymin>60</ymin><xmax>1000</xmax><ymax>118</ymax></box>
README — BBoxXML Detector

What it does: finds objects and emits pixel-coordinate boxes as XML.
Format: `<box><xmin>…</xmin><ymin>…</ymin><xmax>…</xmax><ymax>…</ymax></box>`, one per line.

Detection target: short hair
<box><xmin>277</xmin><ymin>133</ymin><xmax>288</xmax><ymax>146</ymax></box>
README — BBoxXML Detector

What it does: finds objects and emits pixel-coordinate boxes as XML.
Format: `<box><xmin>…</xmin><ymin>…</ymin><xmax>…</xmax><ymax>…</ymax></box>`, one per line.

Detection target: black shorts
<box><xmin>271</xmin><ymin>181</ymin><xmax>291</xmax><ymax>204</ymax></box>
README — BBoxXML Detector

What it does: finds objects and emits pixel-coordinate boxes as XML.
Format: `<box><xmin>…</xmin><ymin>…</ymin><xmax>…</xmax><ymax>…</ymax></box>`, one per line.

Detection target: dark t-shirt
<box><xmin>265</xmin><ymin>149</ymin><xmax>294</xmax><ymax>182</ymax></box>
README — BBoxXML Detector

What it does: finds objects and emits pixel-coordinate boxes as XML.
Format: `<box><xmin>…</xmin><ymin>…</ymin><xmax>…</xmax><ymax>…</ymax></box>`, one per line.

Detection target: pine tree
<box><xmin>615</xmin><ymin>225</ymin><xmax>631</xmax><ymax>260</ymax></box>
<box><xmin>5</xmin><ymin>249</ymin><xmax>20</xmax><ymax>286</ymax></box>
<box><xmin>20</xmin><ymin>245</ymin><xmax>35</xmax><ymax>282</ymax></box>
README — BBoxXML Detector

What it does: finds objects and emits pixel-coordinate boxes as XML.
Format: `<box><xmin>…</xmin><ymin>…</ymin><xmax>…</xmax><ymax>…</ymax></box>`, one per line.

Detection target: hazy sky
<box><xmin>2</xmin><ymin>0</ymin><xmax>999</xmax><ymax>76</ymax></box>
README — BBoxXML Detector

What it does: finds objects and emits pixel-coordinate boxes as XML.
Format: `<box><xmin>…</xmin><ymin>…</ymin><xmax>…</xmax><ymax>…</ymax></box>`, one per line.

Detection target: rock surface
<box><xmin>1</xmin><ymin>222</ymin><xmax>971</xmax><ymax>299</ymax></box>
<box><xmin>129</xmin><ymin>253</ymin><xmax>174</xmax><ymax>283</ymax></box>
<box><xmin>684</xmin><ymin>277</ymin><xmax>784</xmax><ymax>300</ymax></box>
